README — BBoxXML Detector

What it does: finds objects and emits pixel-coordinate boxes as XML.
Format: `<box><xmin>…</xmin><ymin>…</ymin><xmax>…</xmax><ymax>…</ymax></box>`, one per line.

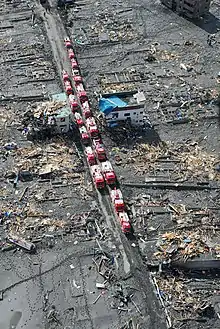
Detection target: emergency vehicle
<box><xmin>68</xmin><ymin>48</ymin><xmax>75</xmax><ymax>59</ymax></box>
<box><xmin>101</xmin><ymin>161</ymin><xmax>116</xmax><ymax>185</ymax></box>
<box><xmin>118</xmin><ymin>212</ymin><xmax>131</xmax><ymax>234</ymax></box>
<box><xmin>82</xmin><ymin>101</ymin><xmax>92</xmax><ymax>118</ymax></box>
<box><xmin>86</xmin><ymin>117</ymin><xmax>99</xmax><ymax>138</ymax></box>
<box><xmin>76</xmin><ymin>83</ymin><xmax>88</xmax><ymax>102</ymax></box>
<box><xmin>110</xmin><ymin>188</ymin><xmax>125</xmax><ymax>212</ymax></box>
<box><xmin>70</xmin><ymin>58</ymin><xmax>78</xmax><ymax>70</ymax></box>
<box><xmin>85</xmin><ymin>146</ymin><xmax>96</xmax><ymax>165</ymax></box>
<box><xmin>73</xmin><ymin>75</ymin><xmax>83</xmax><ymax>85</ymax></box>
<box><xmin>74</xmin><ymin>112</ymin><xmax>83</xmax><ymax>126</ymax></box>
<box><xmin>64</xmin><ymin>37</ymin><xmax>73</xmax><ymax>49</ymax></box>
<box><xmin>90</xmin><ymin>165</ymin><xmax>105</xmax><ymax>189</ymax></box>
<box><xmin>79</xmin><ymin>126</ymin><xmax>89</xmax><ymax>145</ymax></box>
<box><xmin>93</xmin><ymin>138</ymin><xmax>106</xmax><ymax>161</ymax></box>
<box><xmin>68</xmin><ymin>94</ymin><xmax>79</xmax><ymax>113</ymax></box>
<box><xmin>62</xmin><ymin>70</ymin><xmax>69</xmax><ymax>82</ymax></box>
<box><xmin>64</xmin><ymin>80</ymin><xmax>73</xmax><ymax>95</ymax></box>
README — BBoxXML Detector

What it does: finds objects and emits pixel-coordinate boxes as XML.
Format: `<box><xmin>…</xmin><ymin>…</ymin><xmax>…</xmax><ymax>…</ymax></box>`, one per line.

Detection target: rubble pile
<box><xmin>0</xmin><ymin>200</ymin><xmax>104</xmax><ymax>237</ymax></box>
<box><xmin>112</xmin><ymin>142</ymin><xmax>220</xmax><ymax>181</ymax></box>
<box><xmin>32</xmin><ymin>100</ymin><xmax>67</xmax><ymax>118</ymax></box>
<box><xmin>89</xmin><ymin>12</ymin><xmax>136</xmax><ymax>42</ymax></box>
<box><xmin>169</xmin><ymin>205</ymin><xmax>220</xmax><ymax>228</ymax></box>
<box><xmin>154</xmin><ymin>231</ymin><xmax>220</xmax><ymax>261</ymax></box>
<box><xmin>153</xmin><ymin>271</ymin><xmax>220</xmax><ymax>327</ymax></box>
<box><xmin>14</xmin><ymin>140</ymin><xmax>80</xmax><ymax>177</ymax></box>
<box><xmin>100</xmin><ymin>82</ymin><xmax>135</xmax><ymax>94</ymax></box>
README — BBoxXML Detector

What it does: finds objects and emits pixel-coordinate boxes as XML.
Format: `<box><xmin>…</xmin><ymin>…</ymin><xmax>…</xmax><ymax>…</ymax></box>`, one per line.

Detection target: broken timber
<box><xmin>122</xmin><ymin>182</ymin><xmax>219</xmax><ymax>190</ymax></box>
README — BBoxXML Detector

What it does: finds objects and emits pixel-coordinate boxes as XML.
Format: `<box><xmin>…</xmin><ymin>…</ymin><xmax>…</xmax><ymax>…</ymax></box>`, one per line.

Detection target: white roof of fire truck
<box><xmin>91</xmin><ymin>165</ymin><xmax>104</xmax><ymax>180</ymax></box>
<box><xmin>118</xmin><ymin>211</ymin><xmax>130</xmax><ymax>223</ymax></box>
<box><xmin>93</xmin><ymin>139</ymin><xmax>104</xmax><ymax>149</ymax></box>
<box><xmin>72</xmin><ymin>69</ymin><xmax>80</xmax><ymax>76</ymax></box>
<box><xmin>69</xmin><ymin>94</ymin><xmax>76</xmax><ymax>102</ymax></box>
<box><xmin>101</xmin><ymin>161</ymin><xmax>114</xmax><ymax>172</ymax></box>
<box><xmin>85</xmin><ymin>146</ymin><xmax>94</xmax><ymax>155</ymax></box>
<box><xmin>76</xmin><ymin>83</ymin><xmax>84</xmax><ymax>92</ymax></box>
<box><xmin>79</xmin><ymin>126</ymin><xmax>88</xmax><ymax>134</ymax></box>
<box><xmin>111</xmin><ymin>188</ymin><xmax>123</xmax><ymax>201</ymax></box>
<box><xmin>75</xmin><ymin>112</ymin><xmax>82</xmax><ymax>120</ymax></box>
<box><xmin>86</xmin><ymin>117</ymin><xmax>96</xmax><ymax>125</ymax></box>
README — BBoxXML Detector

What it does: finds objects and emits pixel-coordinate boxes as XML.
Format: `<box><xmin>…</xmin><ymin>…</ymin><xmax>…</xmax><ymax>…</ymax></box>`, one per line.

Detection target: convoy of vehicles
<box><xmin>63</xmin><ymin>38</ymin><xmax>131</xmax><ymax>234</ymax></box>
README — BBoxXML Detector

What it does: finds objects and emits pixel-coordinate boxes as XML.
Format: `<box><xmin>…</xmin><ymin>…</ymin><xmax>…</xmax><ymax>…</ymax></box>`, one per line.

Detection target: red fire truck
<box><xmin>69</xmin><ymin>95</ymin><xmax>79</xmax><ymax>113</ymax></box>
<box><xmin>64</xmin><ymin>37</ymin><xmax>73</xmax><ymax>49</ymax></box>
<box><xmin>86</xmin><ymin>117</ymin><xmax>99</xmax><ymax>138</ymax></box>
<box><xmin>76</xmin><ymin>83</ymin><xmax>88</xmax><ymax>103</ymax></box>
<box><xmin>70</xmin><ymin>58</ymin><xmax>78</xmax><ymax>70</ymax></box>
<box><xmin>64</xmin><ymin>80</ymin><xmax>73</xmax><ymax>95</ymax></box>
<box><xmin>90</xmin><ymin>165</ymin><xmax>105</xmax><ymax>189</ymax></box>
<box><xmin>118</xmin><ymin>212</ymin><xmax>131</xmax><ymax>234</ymax></box>
<box><xmin>79</xmin><ymin>126</ymin><xmax>89</xmax><ymax>145</ymax></box>
<box><xmin>101</xmin><ymin>161</ymin><xmax>116</xmax><ymax>185</ymax></box>
<box><xmin>68</xmin><ymin>49</ymin><xmax>75</xmax><ymax>59</ymax></box>
<box><xmin>74</xmin><ymin>112</ymin><xmax>84</xmax><ymax>126</ymax></box>
<box><xmin>110</xmin><ymin>188</ymin><xmax>125</xmax><ymax>212</ymax></box>
<box><xmin>62</xmin><ymin>70</ymin><xmax>69</xmax><ymax>82</ymax></box>
<box><xmin>82</xmin><ymin>101</ymin><xmax>92</xmax><ymax>118</ymax></box>
<box><xmin>93</xmin><ymin>138</ymin><xmax>106</xmax><ymax>161</ymax></box>
<box><xmin>85</xmin><ymin>146</ymin><xmax>96</xmax><ymax>165</ymax></box>
<box><xmin>73</xmin><ymin>75</ymin><xmax>83</xmax><ymax>84</ymax></box>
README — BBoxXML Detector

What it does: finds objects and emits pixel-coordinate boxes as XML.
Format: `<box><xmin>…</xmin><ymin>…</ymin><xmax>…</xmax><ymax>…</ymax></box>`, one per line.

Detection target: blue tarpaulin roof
<box><xmin>99</xmin><ymin>96</ymin><xmax>127</xmax><ymax>115</ymax></box>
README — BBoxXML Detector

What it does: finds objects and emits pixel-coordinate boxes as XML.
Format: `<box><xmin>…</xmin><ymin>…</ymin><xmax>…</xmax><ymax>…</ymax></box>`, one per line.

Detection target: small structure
<box><xmin>26</xmin><ymin>93</ymin><xmax>73</xmax><ymax>140</ymax></box>
<box><xmin>161</xmin><ymin>0</ymin><xmax>211</xmax><ymax>19</ymax></box>
<box><xmin>99</xmin><ymin>90</ymin><xmax>146</xmax><ymax>127</ymax></box>
<box><xmin>51</xmin><ymin>93</ymin><xmax>72</xmax><ymax>133</ymax></box>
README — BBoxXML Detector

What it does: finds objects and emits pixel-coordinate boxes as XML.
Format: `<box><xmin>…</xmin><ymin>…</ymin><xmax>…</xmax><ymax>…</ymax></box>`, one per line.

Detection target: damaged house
<box><xmin>99</xmin><ymin>90</ymin><xmax>146</xmax><ymax>127</ymax></box>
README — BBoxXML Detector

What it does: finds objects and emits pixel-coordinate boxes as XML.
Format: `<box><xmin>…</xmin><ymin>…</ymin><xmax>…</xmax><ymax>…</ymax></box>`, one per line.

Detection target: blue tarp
<box><xmin>99</xmin><ymin>96</ymin><xmax>127</xmax><ymax>115</ymax></box>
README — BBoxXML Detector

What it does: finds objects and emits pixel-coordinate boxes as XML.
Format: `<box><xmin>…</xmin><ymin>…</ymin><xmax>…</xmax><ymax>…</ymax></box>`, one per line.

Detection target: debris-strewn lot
<box><xmin>64</xmin><ymin>0</ymin><xmax>220</xmax><ymax>328</ymax></box>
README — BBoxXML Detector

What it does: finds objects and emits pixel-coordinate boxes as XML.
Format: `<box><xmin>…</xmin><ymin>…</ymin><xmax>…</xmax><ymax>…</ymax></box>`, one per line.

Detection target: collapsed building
<box><xmin>161</xmin><ymin>0</ymin><xmax>211</xmax><ymax>18</ymax></box>
<box><xmin>23</xmin><ymin>93</ymin><xmax>73</xmax><ymax>140</ymax></box>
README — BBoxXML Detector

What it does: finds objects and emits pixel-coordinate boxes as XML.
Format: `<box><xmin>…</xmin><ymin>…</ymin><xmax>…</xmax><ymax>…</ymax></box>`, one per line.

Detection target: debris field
<box><xmin>64</xmin><ymin>0</ymin><xmax>220</xmax><ymax>329</ymax></box>
<box><xmin>0</xmin><ymin>1</ymin><xmax>220</xmax><ymax>329</ymax></box>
